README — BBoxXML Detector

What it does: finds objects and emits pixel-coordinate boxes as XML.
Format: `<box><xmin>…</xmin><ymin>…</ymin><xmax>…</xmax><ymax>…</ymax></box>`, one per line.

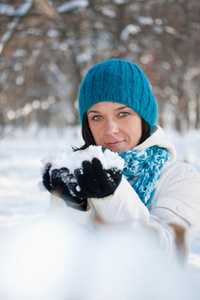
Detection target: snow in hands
<box><xmin>41</xmin><ymin>145</ymin><xmax>124</xmax><ymax>198</ymax></box>
<box><xmin>42</xmin><ymin>145</ymin><xmax>124</xmax><ymax>174</ymax></box>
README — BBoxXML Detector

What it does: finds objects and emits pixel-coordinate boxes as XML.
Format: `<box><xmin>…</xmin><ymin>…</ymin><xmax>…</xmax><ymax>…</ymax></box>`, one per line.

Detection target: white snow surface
<box><xmin>0</xmin><ymin>220</ymin><xmax>199</xmax><ymax>300</ymax></box>
<box><xmin>42</xmin><ymin>145</ymin><xmax>124</xmax><ymax>173</ymax></box>
<box><xmin>0</xmin><ymin>125</ymin><xmax>200</xmax><ymax>299</ymax></box>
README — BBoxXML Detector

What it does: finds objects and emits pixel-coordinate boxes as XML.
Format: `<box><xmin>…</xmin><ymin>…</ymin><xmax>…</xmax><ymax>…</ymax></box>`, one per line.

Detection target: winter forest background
<box><xmin>1</xmin><ymin>1</ymin><xmax>200</xmax><ymax>299</ymax></box>
<box><xmin>0</xmin><ymin>0</ymin><xmax>200</xmax><ymax>135</ymax></box>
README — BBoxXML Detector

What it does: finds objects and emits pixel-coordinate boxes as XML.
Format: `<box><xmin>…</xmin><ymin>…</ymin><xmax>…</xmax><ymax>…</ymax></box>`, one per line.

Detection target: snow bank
<box><xmin>0</xmin><ymin>215</ymin><xmax>199</xmax><ymax>300</ymax></box>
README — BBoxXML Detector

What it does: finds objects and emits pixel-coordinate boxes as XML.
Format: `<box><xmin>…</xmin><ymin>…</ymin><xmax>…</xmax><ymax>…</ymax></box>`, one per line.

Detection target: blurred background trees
<box><xmin>0</xmin><ymin>0</ymin><xmax>200</xmax><ymax>135</ymax></box>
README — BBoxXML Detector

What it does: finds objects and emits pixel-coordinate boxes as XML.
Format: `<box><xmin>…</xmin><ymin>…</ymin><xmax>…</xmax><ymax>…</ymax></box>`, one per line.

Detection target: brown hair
<box><xmin>74</xmin><ymin>113</ymin><xmax>150</xmax><ymax>151</ymax></box>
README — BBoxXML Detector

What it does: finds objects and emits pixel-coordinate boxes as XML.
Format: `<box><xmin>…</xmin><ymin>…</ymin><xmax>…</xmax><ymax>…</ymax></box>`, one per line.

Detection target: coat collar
<box><xmin>134</xmin><ymin>125</ymin><xmax>177</xmax><ymax>162</ymax></box>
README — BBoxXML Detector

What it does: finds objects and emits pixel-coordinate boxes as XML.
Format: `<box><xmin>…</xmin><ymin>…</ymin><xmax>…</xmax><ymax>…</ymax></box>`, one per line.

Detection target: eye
<box><xmin>119</xmin><ymin>111</ymin><xmax>129</xmax><ymax>117</ymax></box>
<box><xmin>92</xmin><ymin>115</ymin><xmax>103</xmax><ymax>121</ymax></box>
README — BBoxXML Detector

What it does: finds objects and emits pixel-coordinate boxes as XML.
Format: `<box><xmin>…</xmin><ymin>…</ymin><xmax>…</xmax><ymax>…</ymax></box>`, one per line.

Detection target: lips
<box><xmin>105</xmin><ymin>141</ymin><xmax>125</xmax><ymax>148</ymax></box>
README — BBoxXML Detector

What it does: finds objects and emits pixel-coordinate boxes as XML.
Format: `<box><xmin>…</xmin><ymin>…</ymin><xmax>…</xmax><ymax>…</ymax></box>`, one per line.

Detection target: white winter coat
<box><xmin>49</xmin><ymin>126</ymin><xmax>200</xmax><ymax>257</ymax></box>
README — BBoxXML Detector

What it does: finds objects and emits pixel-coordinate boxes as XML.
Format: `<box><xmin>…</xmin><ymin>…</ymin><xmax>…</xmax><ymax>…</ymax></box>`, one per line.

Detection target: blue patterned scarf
<box><xmin>119</xmin><ymin>146</ymin><xmax>169</xmax><ymax>208</ymax></box>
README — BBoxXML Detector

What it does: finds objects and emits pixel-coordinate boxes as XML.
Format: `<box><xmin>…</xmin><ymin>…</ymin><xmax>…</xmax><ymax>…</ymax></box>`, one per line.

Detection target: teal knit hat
<box><xmin>78</xmin><ymin>59</ymin><xmax>157</xmax><ymax>130</ymax></box>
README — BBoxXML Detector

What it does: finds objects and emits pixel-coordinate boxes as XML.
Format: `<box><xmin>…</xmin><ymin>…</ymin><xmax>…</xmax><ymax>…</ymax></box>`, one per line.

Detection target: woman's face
<box><xmin>87</xmin><ymin>102</ymin><xmax>142</xmax><ymax>153</ymax></box>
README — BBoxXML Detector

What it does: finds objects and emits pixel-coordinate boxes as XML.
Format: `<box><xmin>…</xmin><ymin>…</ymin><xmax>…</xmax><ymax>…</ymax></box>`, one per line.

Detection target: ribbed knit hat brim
<box><xmin>78</xmin><ymin>59</ymin><xmax>157</xmax><ymax>129</ymax></box>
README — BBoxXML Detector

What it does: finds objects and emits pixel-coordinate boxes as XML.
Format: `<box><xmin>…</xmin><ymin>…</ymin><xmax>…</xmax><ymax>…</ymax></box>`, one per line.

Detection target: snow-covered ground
<box><xmin>0</xmin><ymin>125</ymin><xmax>83</xmax><ymax>227</ymax></box>
<box><xmin>0</xmin><ymin>125</ymin><xmax>200</xmax><ymax>299</ymax></box>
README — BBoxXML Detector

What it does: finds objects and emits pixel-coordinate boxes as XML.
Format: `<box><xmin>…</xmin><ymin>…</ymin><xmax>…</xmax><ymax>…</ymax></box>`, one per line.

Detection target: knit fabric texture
<box><xmin>78</xmin><ymin>59</ymin><xmax>158</xmax><ymax>129</ymax></box>
<box><xmin>119</xmin><ymin>146</ymin><xmax>169</xmax><ymax>208</ymax></box>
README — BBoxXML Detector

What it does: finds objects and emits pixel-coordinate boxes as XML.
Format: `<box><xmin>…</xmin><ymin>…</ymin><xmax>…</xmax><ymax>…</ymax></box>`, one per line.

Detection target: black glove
<box><xmin>42</xmin><ymin>163</ymin><xmax>87</xmax><ymax>211</ymax></box>
<box><xmin>70</xmin><ymin>158</ymin><xmax>122</xmax><ymax>199</ymax></box>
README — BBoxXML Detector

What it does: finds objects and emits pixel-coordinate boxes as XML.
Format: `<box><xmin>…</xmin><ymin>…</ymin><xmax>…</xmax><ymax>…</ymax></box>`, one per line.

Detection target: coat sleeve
<box><xmin>90</xmin><ymin>176</ymin><xmax>149</xmax><ymax>225</ymax></box>
<box><xmin>90</xmin><ymin>162</ymin><xmax>200</xmax><ymax>256</ymax></box>
<box><xmin>47</xmin><ymin>194</ymin><xmax>94</xmax><ymax>229</ymax></box>
<box><xmin>149</xmin><ymin>162</ymin><xmax>200</xmax><ymax>252</ymax></box>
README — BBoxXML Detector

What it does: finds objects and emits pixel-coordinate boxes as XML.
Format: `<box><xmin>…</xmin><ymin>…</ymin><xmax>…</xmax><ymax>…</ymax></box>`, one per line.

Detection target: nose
<box><xmin>104</xmin><ymin>119</ymin><xmax>119</xmax><ymax>136</ymax></box>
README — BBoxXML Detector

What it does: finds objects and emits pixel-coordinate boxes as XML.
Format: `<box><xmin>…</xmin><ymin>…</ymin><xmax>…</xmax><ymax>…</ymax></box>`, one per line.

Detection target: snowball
<box><xmin>41</xmin><ymin>145</ymin><xmax>124</xmax><ymax>173</ymax></box>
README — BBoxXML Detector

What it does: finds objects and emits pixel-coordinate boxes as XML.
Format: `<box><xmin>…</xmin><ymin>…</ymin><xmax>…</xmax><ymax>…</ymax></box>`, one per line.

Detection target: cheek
<box><xmin>134</xmin><ymin>121</ymin><xmax>142</xmax><ymax>134</ymax></box>
<box><xmin>88</xmin><ymin>123</ymin><xmax>101</xmax><ymax>142</ymax></box>
<box><xmin>126</xmin><ymin>119</ymin><xmax>142</xmax><ymax>140</ymax></box>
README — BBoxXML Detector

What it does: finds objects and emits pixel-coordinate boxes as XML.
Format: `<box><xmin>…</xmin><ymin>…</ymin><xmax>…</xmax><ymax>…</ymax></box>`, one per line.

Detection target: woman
<box><xmin>43</xmin><ymin>59</ymin><xmax>200</xmax><ymax>258</ymax></box>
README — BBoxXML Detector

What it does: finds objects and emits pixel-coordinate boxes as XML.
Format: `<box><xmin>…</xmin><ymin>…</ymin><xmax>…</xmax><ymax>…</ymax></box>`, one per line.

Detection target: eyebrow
<box><xmin>87</xmin><ymin>105</ymin><xmax>128</xmax><ymax>114</ymax></box>
<box><xmin>87</xmin><ymin>110</ymin><xmax>100</xmax><ymax>114</ymax></box>
<box><xmin>115</xmin><ymin>105</ymin><xmax>128</xmax><ymax>110</ymax></box>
